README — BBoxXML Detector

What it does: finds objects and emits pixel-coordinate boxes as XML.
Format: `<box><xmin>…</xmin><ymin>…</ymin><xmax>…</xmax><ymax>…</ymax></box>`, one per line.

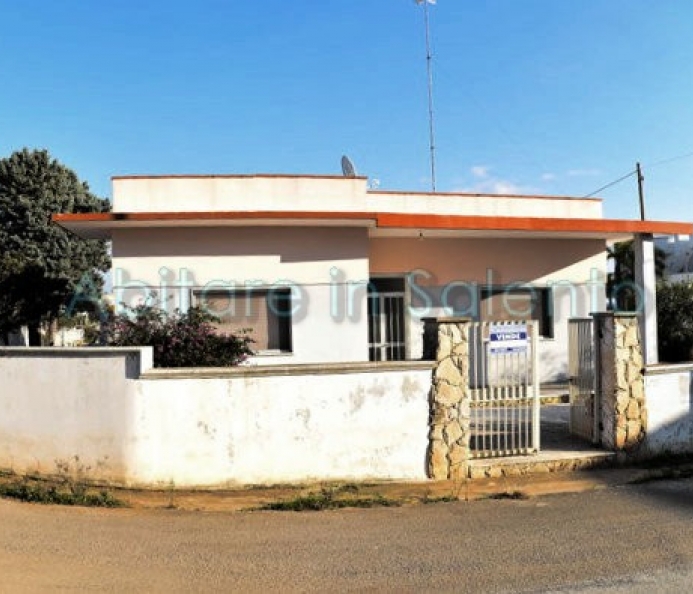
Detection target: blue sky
<box><xmin>1</xmin><ymin>0</ymin><xmax>692</xmax><ymax>221</ymax></box>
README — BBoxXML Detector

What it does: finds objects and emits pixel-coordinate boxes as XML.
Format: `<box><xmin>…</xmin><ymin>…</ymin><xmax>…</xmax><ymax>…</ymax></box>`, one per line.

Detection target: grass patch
<box><xmin>484</xmin><ymin>490</ymin><xmax>529</xmax><ymax>501</ymax></box>
<box><xmin>420</xmin><ymin>495</ymin><xmax>458</xmax><ymax>504</ymax></box>
<box><xmin>0</xmin><ymin>476</ymin><xmax>125</xmax><ymax>508</ymax></box>
<box><xmin>628</xmin><ymin>467</ymin><xmax>693</xmax><ymax>485</ymax></box>
<box><xmin>256</xmin><ymin>486</ymin><xmax>400</xmax><ymax>512</ymax></box>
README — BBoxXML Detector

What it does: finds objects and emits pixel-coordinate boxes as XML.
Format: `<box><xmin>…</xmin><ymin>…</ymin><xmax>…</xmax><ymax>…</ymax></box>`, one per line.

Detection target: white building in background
<box><xmin>55</xmin><ymin>173</ymin><xmax>691</xmax><ymax>382</ymax></box>
<box><xmin>656</xmin><ymin>234</ymin><xmax>693</xmax><ymax>283</ymax></box>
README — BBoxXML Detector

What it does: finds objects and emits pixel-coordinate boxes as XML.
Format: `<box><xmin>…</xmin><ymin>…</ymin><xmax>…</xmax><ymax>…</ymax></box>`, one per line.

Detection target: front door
<box><xmin>368</xmin><ymin>277</ymin><xmax>406</xmax><ymax>361</ymax></box>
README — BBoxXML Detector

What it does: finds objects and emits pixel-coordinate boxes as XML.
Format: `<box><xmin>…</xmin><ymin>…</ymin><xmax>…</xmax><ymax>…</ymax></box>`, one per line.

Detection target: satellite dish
<box><xmin>341</xmin><ymin>155</ymin><xmax>357</xmax><ymax>178</ymax></box>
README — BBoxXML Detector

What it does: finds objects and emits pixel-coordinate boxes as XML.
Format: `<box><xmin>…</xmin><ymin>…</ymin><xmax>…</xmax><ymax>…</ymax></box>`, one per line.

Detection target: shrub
<box><xmin>104</xmin><ymin>302</ymin><xmax>254</xmax><ymax>368</ymax></box>
<box><xmin>657</xmin><ymin>281</ymin><xmax>693</xmax><ymax>362</ymax></box>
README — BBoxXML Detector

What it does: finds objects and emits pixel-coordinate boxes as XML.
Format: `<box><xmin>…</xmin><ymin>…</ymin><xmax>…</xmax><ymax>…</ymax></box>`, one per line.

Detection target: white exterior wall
<box><xmin>0</xmin><ymin>348</ymin><xmax>153</xmax><ymax>479</ymax></box>
<box><xmin>112</xmin><ymin>176</ymin><xmax>603</xmax><ymax>219</ymax></box>
<box><xmin>369</xmin><ymin>191</ymin><xmax>603</xmax><ymax>219</ymax></box>
<box><xmin>134</xmin><ymin>367</ymin><xmax>430</xmax><ymax>485</ymax></box>
<box><xmin>112</xmin><ymin>226</ymin><xmax>370</xmax><ymax>364</ymax></box>
<box><xmin>112</xmin><ymin>176</ymin><xmax>370</xmax><ymax>214</ymax></box>
<box><xmin>644</xmin><ymin>365</ymin><xmax>693</xmax><ymax>455</ymax></box>
<box><xmin>0</xmin><ymin>349</ymin><xmax>431</xmax><ymax>487</ymax></box>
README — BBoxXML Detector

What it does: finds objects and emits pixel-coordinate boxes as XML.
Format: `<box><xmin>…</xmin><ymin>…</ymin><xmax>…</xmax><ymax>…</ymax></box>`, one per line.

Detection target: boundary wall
<box><xmin>0</xmin><ymin>348</ymin><xmax>431</xmax><ymax>487</ymax></box>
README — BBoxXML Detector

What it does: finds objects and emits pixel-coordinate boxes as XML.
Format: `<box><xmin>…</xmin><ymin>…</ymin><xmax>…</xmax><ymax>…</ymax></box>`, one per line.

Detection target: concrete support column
<box><xmin>426</xmin><ymin>318</ymin><xmax>471</xmax><ymax>480</ymax></box>
<box><xmin>633</xmin><ymin>233</ymin><xmax>659</xmax><ymax>365</ymax></box>
<box><xmin>594</xmin><ymin>313</ymin><xmax>647</xmax><ymax>453</ymax></box>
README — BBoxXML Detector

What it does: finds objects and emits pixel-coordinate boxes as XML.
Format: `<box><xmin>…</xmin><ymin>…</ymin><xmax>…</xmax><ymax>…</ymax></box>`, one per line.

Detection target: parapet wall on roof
<box><xmin>112</xmin><ymin>175</ymin><xmax>603</xmax><ymax>219</ymax></box>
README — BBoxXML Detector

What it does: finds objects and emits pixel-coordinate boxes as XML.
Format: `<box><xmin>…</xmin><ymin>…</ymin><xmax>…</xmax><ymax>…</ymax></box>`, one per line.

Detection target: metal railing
<box><xmin>368</xmin><ymin>293</ymin><xmax>406</xmax><ymax>361</ymax></box>
<box><xmin>568</xmin><ymin>318</ymin><xmax>598</xmax><ymax>443</ymax></box>
<box><xmin>468</xmin><ymin>321</ymin><xmax>540</xmax><ymax>458</ymax></box>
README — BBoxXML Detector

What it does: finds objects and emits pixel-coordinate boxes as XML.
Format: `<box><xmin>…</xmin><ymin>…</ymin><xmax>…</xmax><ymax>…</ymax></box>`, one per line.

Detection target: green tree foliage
<box><xmin>0</xmin><ymin>148</ymin><xmax>110</xmax><ymax>343</ymax></box>
<box><xmin>104</xmin><ymin>302</ymin><xmax>254</xmax><ymax>368</ymax></box>
<box><xmin>657</xmin><ymin>281</ymin><xmax>693</xmax><ymax>362</ymax></box>
<box><xmin>607</xmin><ymin>240</ymin><xmax>667</xmax><ymax>311</ymax></box>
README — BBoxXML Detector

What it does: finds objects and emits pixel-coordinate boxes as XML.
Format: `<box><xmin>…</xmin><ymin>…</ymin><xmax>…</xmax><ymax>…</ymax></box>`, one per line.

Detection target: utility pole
<box><xmin>636</xmin><ymin>162</ymin><xmax>645</xmax><ymax>220</ymax></box>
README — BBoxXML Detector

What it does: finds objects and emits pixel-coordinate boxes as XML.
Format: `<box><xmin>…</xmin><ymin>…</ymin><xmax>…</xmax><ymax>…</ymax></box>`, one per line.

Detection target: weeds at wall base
<box><xmin>483</xmin><ymin>490</ymin><xmax>529</xmax><ymax>501</ymax></box>
<box><xmin>0</xmin><ymin>473</ymin><xmax>125</xmax><ymax>508</ymax></box>
<box><xmin>420</xmin><ymin>494</ymin><xmax>457</xmax><ymax>504</ymax></box>
<box><xmin>256</xmin><ymin>486</ymin><xmax>401</xmax><ymax>512</ymax></box>
<box><xmin>627</xmin><ymin>466</ymin><xmax>693</xmax><ymax>485</ymax></box>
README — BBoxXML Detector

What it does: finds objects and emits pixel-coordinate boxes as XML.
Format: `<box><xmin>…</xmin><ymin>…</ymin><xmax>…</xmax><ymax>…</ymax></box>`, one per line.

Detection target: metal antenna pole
<box><xmin>421</xmin><ymin>0</ymin><xmax>437</xmax><ymax>192</ymax></box>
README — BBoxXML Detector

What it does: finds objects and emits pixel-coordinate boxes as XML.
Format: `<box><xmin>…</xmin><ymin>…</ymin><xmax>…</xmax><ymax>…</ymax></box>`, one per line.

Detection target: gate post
<box><xmin>426</xmin><ymin>317</ymin><xmax>471</xmax><ymax>480</ymax></box>
<box><xmin>593</xmin><ymin>312</ymin><xmax>647</xmax><ymax>453</ymax></box>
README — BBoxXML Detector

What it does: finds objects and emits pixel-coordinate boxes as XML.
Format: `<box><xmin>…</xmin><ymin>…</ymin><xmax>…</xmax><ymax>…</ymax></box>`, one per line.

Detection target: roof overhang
<box><xmin>53</xmin><ymin>211</ymin><xmax>693</xmax><ymax>242</ymax></box>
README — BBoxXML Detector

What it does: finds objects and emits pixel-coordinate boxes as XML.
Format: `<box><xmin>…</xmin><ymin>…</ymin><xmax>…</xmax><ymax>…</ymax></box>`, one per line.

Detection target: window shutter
<box><xmin>198</xmin><ymin>290</ymin><xmax>291</xmax><ymax>351</ymax></box>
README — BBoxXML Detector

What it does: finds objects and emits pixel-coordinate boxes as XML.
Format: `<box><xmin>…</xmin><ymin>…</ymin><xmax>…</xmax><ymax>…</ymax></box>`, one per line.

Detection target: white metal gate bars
<box><xmin>468</xmin><ymin>321</ymin><xmax>540</xmax><ymax>458</ymax></box>
<box><xmin>568</xmin><ymin>318</ymin><xmax>598</xmax><ymax>443</ymax></box>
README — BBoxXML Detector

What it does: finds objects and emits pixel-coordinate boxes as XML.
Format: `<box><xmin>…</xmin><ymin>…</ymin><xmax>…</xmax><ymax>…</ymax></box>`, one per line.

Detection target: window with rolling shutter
<box><xmin>195</xmin><ymin>289</ymin><xmax>292</xmax><ymax>352</ymax></box>
<box><xmin>480</xmin><ymin>286</ymin><xmax>553</xmax><ymax>338</ymax></box>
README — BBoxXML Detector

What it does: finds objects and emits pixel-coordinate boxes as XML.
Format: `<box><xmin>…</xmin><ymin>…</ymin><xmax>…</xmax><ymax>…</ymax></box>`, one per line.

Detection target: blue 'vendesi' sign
<box><xmin>489</xmin><ymin>323</ymin><xmax>528</xmax><ymax>354</ymax></box>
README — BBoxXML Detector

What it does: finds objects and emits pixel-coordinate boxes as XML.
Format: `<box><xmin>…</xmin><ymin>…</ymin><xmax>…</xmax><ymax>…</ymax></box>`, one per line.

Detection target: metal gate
<box><xmin>468</xmin><ymin>321</ymin><xmax>540</xmax><ymax>458</ymax></box>
<box><xmin>568</xmin><ymin>318</ymin><xmax>598</xmax><ymax>443</ymax></box>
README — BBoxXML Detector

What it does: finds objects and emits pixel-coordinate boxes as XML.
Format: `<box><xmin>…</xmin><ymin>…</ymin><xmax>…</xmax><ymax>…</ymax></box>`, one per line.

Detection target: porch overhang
<box><xmin>53</xmin><ymin>211</ymin><xmax>693</xmax><ymax>242</ymax></box>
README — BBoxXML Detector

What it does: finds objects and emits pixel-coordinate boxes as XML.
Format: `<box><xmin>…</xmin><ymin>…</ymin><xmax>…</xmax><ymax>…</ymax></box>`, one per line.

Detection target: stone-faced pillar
<box><xmin>594</xmin><ymin>313</ymin><xmax>647</xmax><ymax>452</ymax></box>
<box><xmin>427</xmin><ymin>318</ymin><xmax>471</xmax><ymax>480</ymax></box>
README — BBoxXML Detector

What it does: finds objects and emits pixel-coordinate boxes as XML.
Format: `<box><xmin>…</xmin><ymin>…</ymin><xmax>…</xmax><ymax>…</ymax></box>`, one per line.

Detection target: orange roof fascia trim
<box><xmin>53</xmin><ymin>211</ymin><xmax>377</xmax><ymax>223</ymax></box>
<box><xmin>52</xmin><ymin>211</ymin><xmax>693</xmax><ymax>236</ymax></box>
<box><xmin>376</xmin><ymin>213</ymin><xmax>693</xmax><ymax>236</ymax></box>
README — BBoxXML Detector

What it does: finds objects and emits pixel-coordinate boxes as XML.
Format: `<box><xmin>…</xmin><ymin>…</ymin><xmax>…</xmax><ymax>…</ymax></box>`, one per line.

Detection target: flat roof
<box><xmin>53</xmin><ymin>211</ymin><xmax>693</xmax><ymax>241</ymax></box>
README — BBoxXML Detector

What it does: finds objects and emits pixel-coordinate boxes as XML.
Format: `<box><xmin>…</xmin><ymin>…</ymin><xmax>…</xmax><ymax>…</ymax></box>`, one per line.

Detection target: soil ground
<box><xmin>82</xmin><ymin>464</ymin><xmax>692</xmax><ymax>512</ymax></box>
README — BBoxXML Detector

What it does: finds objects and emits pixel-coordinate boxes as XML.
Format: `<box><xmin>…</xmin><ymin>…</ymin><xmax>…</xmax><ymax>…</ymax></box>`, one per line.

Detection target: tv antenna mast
<box><xmin>416</xmin><ymin>0</ymin><xmax>437</xmax><ymax>192</ymax></box>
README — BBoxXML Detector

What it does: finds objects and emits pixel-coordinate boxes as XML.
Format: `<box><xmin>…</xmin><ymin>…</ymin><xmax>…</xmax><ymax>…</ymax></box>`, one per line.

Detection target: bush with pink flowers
<box><xmin>105</xmin><ymin>302</ymin><xmax>254</xmax><ymax>368</ymax></box>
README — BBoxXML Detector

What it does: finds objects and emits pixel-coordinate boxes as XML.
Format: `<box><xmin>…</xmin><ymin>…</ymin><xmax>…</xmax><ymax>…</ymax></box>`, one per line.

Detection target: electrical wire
<box><xmin>582</xmin><ymin>170</ymin><xmax>637</xmax><ymax>198</ymax></box>
<box><xmin>645</xmin><ymin>150</ymin><xmax>693</xmax><ymax>170</ymax></box>
<box><xmin>582</xmin><ymin>149</ymin><xmax>693</xmax><ymax>198</ymax></box>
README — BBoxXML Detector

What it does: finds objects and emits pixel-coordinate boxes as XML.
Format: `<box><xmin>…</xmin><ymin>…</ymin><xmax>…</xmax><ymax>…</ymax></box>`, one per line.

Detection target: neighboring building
<box><xmin>0</xmin><ymin>327</ymin><xmax>28</xmax><ymax>346</ymax></box>
<box><xmin>54</xmin><ymin>174</ymin><xmax>690</xmax><ymax>382</ymax></box>
<box><xmin>656</xmin><ymin>234</ymin><xmax>693</xmax><ymax>283</ymax></box>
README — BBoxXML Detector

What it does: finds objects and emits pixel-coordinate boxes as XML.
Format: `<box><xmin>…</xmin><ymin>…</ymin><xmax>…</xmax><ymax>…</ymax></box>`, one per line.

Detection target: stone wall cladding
<box><xmin>427</xmin><ymin>319</ymin><xmax>471</xmax><ymax>480</ymax></box>
<box><xmin>595</xmin><ymin>313</ymin><xmax>647</xmax><ymax>453</ymax></box>
<box><xmin>467</xmin><ymin>455</ymin><xmax>614</xmax><ymax>480</ymax></box>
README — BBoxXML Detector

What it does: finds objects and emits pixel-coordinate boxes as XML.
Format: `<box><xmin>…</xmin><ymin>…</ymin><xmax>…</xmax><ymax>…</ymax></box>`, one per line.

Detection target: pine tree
<box><xmin>0</xmin><ymin>148</ymin><xmax>110</xmax><ymax>344</ymax></box>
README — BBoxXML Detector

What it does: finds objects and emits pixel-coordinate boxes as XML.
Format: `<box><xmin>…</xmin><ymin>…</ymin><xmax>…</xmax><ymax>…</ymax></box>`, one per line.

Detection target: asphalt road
<box><xmin>2</xmin><ymin>479</ymin><xmax>693</xmax><ymax>593</ymax></box>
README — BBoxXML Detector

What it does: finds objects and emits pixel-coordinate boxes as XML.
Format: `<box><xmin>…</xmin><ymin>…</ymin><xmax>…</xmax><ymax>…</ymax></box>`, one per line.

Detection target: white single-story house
<box><xmin>55</xmin><ymin>174</ymin><xmax>690</xmax><ymax>383</ymax></box>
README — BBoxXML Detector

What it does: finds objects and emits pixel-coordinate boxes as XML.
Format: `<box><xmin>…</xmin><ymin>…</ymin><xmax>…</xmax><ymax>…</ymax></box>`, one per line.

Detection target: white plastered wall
<box><xmin>112</xmin><ymin>226</ymin><xmax>371</xmax><ymax>364</ymax></box>
<box><xmin>0</xmin><ymin>349</ymin><xmax>431</xmax><ymax>487</ymax></box>
<box><xmin>133</xmin><ymin>369</ymin><xmax>430</xmax><ymax>485</ymax></box>
<box><xmin>643</xmin><ymin>366</ymin><xmax>693</xmax><ymax>455</ymax></box>
<box><xmin>112</xmin><ymin>176</ymin><xmax>603</xmax><ymax>219</ymax></box>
